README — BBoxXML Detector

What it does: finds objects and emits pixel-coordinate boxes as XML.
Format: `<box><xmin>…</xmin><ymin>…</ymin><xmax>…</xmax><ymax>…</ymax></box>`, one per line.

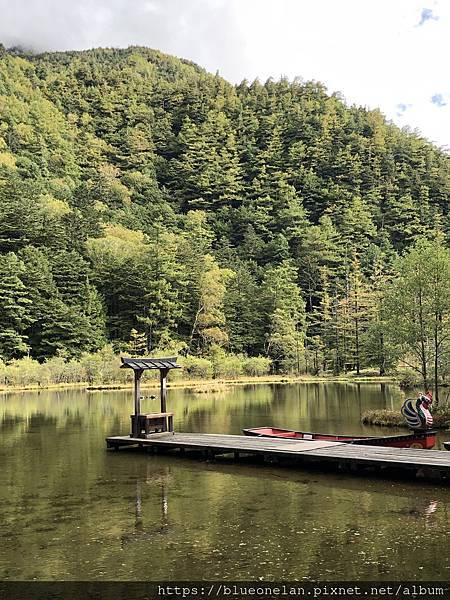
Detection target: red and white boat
<box><xmin>242</xmin><ymin>427</ymin><xmax>437</xmax><ymax>449</ymax></box>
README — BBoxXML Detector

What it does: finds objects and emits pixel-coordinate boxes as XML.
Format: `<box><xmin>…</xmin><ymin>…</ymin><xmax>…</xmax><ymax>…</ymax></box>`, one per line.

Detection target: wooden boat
<box><xmin>242</xmin><ymin>427</ymin><xmax>437</xmax><ymax>449</ymax></box>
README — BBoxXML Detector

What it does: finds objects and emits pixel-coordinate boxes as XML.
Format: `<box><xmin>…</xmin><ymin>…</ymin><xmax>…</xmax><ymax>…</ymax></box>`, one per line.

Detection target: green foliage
<box><xmin>224</xmin><ymin>260</ymin><xmax>264</xmax><ymax>355</ymax></box>
<box><xmin>0</xmin><ymin>348</ymin><xmax>270</xmax><ymax>388</ymax></box>
<box><xmin>383</xmin><ymin>239</ymin><xmax>450</xmax><ymax>402</ymax></box>
<box><xmin>3</xmin><ymin>356</ymin><xmax>48</xmax><ymax>387</ymax></box>
<box><xmin>126</xmin><ymin>328</ymin><xmax>148</xmax><ymax>356</ymax></box>
<box><xmin>79</xmin><ymin>345</ymin><xmax>126</xmax><ymax>384</ymax></box>
<box><xmin>0</xmin><ymin>46</ymin><xmax>449</xmax><ymax>377</ymax></box>
<box><xmin>210</xmin><ymin>348</ymin><xmax>244</xmax><ymax>378</ymax></box>
<box><xmin>396</xmin><ymin>369</ymin><xmax>422</xmax><ymax>390</ymax></box>
<box><xmin>263</xmin><ymin>262</ymin><xmax>306</xmax><ymax>372</ymax></box>
<box><xmin>182</xmin><ymin>355</ymin><xmax>214</xmax><ymax>379</ymax></box>
<box><xmin>0</xmin><ymin>252</ymin><xmax>32</xmax><ymax>359</ymax></box>
<box><xmin>361</xmin><ymin>409</ymin><xmax>405</xmax><ymax>427</ymax></box>
<box><xmin>362</xmin><ymin>407</ymin><xmax>450</xmax><ymax>429</ymax></box>
<box><xmin>242</xmin><ymin>356</ymin><xmax>272</xmax><ymax>377</ymax></box>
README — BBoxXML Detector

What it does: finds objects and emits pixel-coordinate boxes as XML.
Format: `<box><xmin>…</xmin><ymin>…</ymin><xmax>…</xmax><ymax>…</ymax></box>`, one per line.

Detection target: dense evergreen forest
<box><xmin>0</xmin><ymin>44</ymin><xmax>449</xmax><ymax>379</ymax></box>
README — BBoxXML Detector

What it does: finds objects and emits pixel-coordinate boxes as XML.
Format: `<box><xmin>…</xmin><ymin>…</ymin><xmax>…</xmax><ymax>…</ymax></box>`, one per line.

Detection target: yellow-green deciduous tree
<box><xmin>384</xmin><ymin>239</ymin><xmax>450</xmax><ymax>403</ymax></box>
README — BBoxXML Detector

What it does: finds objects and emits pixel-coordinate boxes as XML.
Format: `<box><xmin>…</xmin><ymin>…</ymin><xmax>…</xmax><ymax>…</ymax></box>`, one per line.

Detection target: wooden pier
<box><xmin>106</xmin><ymin>432</ymin><xmax>450</xmax><ymax>482</ymax></box>
<box><xmin>107</xmin><ymin>356</ymin><xmax>450</xmax><ymax>482</ymax></box>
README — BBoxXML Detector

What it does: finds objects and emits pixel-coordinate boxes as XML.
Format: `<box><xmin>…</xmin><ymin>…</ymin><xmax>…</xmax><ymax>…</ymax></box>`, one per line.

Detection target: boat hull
<box><xmin>242</xmin><ymin>427</ymin><xmax>437</xmax><ymax>449</ymax></box>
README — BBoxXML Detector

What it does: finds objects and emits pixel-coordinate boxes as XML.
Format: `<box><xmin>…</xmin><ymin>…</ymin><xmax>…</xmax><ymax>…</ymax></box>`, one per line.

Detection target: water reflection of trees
<box><xmin>2</xmin><ymin>384</ymin><xmax>450</xmax><ymax>580</ymax></box>
<box><xmin>2</xmin><ymin>437</ymin><xmax>450</xmax><ymax>579</ymax></box>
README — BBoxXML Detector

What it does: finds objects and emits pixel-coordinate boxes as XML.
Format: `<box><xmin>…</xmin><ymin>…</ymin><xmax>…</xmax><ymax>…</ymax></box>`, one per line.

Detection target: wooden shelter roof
<box><xmin>120</xmin><ymin>357</ymin><xmax>181</xmax><ymax>371</ymax></box>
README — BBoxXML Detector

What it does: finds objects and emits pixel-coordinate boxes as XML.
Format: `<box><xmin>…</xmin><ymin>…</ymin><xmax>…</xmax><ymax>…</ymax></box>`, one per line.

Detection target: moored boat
<box><xmin>242</xmin><ymin>427</ymin><xmax>437</xmax><ymax>449</ymax></box>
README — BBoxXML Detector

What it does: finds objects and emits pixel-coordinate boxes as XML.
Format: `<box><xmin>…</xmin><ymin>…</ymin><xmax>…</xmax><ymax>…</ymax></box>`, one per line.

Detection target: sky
<box><xmin>0</xmin><ymin>0</ymin><xmax>449</xmax><ymax>149</ymax></box>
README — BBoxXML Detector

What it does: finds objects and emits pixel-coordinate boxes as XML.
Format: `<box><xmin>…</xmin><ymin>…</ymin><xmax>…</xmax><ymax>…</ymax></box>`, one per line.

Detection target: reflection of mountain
<box><xmin>2</xmin><ymin>383</ymin><xmax>450</xmax><ymax>580</ymax></box>
<box><xmin>0</xmin><ymin>385</ymin><xmax>274</xmax><ymax>432</ymax></box>
<box><xmin>0</xmin><ymin>389</ymin><xmax>130</xmax><ymax>424</ymax></box>
<box><xmin>0</xmin><ymin>414</ymin><xmax>60</xmax><ymax>449</ymax></box>
<box><xmin>2</xmin><ymin>422</ymin><xmax>450</xmax><ymax>580</ymax></box>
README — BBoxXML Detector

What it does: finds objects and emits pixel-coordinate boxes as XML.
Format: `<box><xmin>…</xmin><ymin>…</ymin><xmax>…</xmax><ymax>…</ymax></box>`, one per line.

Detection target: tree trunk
<box><xmin>418</xmin><ymin>290</ymin><xmax>428</xmax><ymax>390</ymax></box>
<box><xmin>355</xmin><ymin>315</ymin><xmax>360</xmax><ymax>376</ymax></box>
<box><xmin>188</xmin><ymin>303</ymin><xmax>203</xmax><ymax>353</ymax></box>
<box><xmin>379</xmin><ymin>332</ymin><xmax>386</xmax><ymax>376</ymax></box>
<box><xmin>434</xmin><ymin>324</ymin><xmax>440</xmax><ymax>406</ymax></box>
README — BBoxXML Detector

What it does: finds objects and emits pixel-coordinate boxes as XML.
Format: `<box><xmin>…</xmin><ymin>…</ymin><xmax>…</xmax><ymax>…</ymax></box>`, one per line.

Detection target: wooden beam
<box><xmin>160</xmin><ymin>367</ymin><xmax>169</xmax><ymax>414</ymax></box>
<box><xmin>133</xmin><ymin>369</ymin><xmax>143</xmax><ymax>437</ymax></box>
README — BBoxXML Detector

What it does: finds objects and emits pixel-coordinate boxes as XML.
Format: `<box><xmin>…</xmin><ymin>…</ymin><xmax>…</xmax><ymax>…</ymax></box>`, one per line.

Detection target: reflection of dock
<box><xmin>121</xmin><ymin>477</ymin><xmax>170</xmax><ymax>547</ymax></box>
<box><xmin>106</xmin><ymin>432</ymin><xmax>450</xmax><ymax>482</ymax></box>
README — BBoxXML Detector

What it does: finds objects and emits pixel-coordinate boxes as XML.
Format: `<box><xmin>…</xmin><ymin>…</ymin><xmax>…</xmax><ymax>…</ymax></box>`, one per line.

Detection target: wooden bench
<box><xmin>131</xmin><ymin>412</ymin><xmax>174</xmax><ymax>437</ymax></box>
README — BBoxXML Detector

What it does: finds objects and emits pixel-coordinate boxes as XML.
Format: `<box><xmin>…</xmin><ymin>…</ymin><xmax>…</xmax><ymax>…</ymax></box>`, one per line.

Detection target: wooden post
<box><xmin>160</xmin><ymin>368</ymin><xmax>168</xmax><ymax>413</ymax></box>
<box><xmin>133</xmin><ymin>369</ymin><xmax>143</xmax><ymax>437</ymax></box>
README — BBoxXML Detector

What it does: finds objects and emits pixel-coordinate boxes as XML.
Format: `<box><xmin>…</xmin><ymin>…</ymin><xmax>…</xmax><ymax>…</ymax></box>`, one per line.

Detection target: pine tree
<box><xmin>0</xmin><ymin>47</ymin><xmax>448</xmax><ymax>368</ymax></box>
<box><xmin>262</xmin><ymin>262</ymin><xmax>306</xmax><ymax>373</ymax></box>
<box><xmin>126</xmin><ymin>328</ymin><xmax>147</xmax><ymax>356</ymax></box>
<box><xmin>173</xmin><ymin>112</ymin><xmax>243</xmax><ymax>211</ymax></box>
<box><xmin>223</xmin><ymin>261</ymin><xmax>265</xmax><ymax>355</ymax></box>
<box><xmin>18</xmin><ymin>246</ymin><xmax>58</xmax><ymax>359</ymax></box>
<box><xmin>363</xmin><ymin>254</ymin><xmax>399</xmax><ymax>375</ymax></box>
<box><xmin>0</xmin><ymin>253</ymin><xmax>32</xmax><ymax>360</ymax></box>
<box><xmin>187</xmin><ymin>254</ymin><xmax>234</xmax><ymax>353</ymax></box>
<box><xmin>39</xmin><ymin>299</ymin><xmax>94</xmax><ymax>358</ymax></box>
<box><xmin>0</xmin><ymin>176</ymin><xmax>45</xmax><ymax>252</ymax></box>
<box><xmin>344</xmin><ymin>257</ymin><xmax>376</xmax><ymax>374</ymax></box>
<box><xmin>306</xmin><ymin>267</ymin><xmax>333</xmax><ymax>373</ymax></box>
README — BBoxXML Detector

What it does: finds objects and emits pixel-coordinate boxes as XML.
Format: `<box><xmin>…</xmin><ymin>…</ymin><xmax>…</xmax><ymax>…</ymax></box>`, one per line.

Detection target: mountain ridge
<box><xmin>0</xmin><ymin>44</ymin><xmax>448</xmax><ymax>372</ymax></box>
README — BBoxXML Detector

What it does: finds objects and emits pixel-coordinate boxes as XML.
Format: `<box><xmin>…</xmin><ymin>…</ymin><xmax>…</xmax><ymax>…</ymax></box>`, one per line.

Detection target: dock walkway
<box><xmin>106</xmin><ymin>432</ymin><xmax>450</xmax><ymax>481</ymax></box>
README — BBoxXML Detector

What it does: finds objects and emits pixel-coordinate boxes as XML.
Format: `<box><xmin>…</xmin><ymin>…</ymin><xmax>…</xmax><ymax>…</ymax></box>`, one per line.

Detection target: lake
<box><xmin>1</xmin><ymin>382</ymin><xmax>450</xmax><ymax>581</ymax></box>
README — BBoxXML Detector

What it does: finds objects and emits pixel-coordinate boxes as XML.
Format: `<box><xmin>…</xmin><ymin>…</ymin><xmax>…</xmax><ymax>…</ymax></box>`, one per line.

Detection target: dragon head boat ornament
<box><xmin>401</xmin><ymin>391</ymin><xmax>433</xmax><ymax>430</ymax></box>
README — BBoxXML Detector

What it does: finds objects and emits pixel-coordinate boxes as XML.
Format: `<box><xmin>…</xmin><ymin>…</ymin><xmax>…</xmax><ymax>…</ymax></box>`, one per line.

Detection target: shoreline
<box><xmin>0</xmin><ymin>373</ymin><xmax>397</xmax><ymax>394</ymax></box>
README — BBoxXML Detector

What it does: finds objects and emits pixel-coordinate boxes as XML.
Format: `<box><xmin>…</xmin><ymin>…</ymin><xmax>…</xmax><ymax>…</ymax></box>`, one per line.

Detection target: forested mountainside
<box><xmin>0</xmin><ymin>45</ymin><xmax>449</xmax><ymax>373</ymax></box>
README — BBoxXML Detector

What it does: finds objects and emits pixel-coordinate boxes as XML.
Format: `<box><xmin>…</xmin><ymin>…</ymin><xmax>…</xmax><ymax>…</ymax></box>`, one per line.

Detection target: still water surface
<box><xmin>1</xmin><ymin>382</ymin><xmax>450</xmax><ymax>581</ymax></box>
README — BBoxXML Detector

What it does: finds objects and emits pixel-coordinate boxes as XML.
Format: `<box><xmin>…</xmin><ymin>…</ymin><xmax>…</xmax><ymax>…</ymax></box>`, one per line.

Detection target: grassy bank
<box><xmin>0</xmin><ymin>372</ymin><xmax>397</xmax><ymax>394</ymax></box>
<box><xmin>362</xmin><ymin>407</ymin><xmax>450</xmax><ymax>429</ymax></box>
<box><xmin>0</xmin><ymin>347</ymin><xmax>398</xmax><ymax>393</ymax></box>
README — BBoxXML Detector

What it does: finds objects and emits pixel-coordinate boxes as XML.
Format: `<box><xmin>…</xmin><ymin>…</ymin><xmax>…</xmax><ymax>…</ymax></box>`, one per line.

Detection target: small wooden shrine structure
<box><xmin>120</xmin><ymin>357</ymin><xmax>181</xmax><ymax>438</ymax></box>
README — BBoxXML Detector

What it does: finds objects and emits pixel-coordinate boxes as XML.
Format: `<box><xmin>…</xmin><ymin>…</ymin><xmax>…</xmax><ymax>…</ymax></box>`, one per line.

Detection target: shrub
<box><xmin>80</xmin><ymin>345</ymin><xmax>126</xmax><ymax>384</ymax></box>
<box><xmin>362</xmin><ymin>406</ymin><xmax>450</xmax><ymax>429</ymax></box>
<box><xmin>4</xmin><ymin>357</ymin><xmax>50</xmax><ymax>387</ymax></box>
<box><xmin>397</xmin><ymin>370</ymin><xmax>421</xmax><ymax>390</ymax></box>
<box><xmin>182</xmin><ymin>356</ymin><xmax>213</xmax><ymax>379</ymax></box>
<box><xmin>45</xmin><ymin>355</ymin><xmax>70</xmax><ymax>384</ymax></box>
<box><xmin>0</xmin><ymin>359</ymin><xmax>7</xmax><ymax>386</ymax></box>
<box><xmin>432</xmin><ymin>403</ymin><xmax>450</xmax><ymax>428</ymax></box>
<box><xmin>242</xmin><ymin>356</ymin><xmax>272</xmax><ymax>377</ymax></box>
<box><xmin>361</xmin><ymin>409</ymin><xmax>405</xmax><ymax>427</ymax></box>
<box><xmin>212</xmin><ymin>353</ymin><xmax>244</xmax><ymax>378</ymax></box>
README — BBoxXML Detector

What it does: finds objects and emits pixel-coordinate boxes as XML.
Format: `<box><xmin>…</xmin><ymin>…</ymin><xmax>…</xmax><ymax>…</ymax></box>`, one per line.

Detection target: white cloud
<box><xmin>231</xmin><ymin>0</ymin><xmax>450</xmax><ymax>148</ymax></box>
<box><xmin>0</xmin><ymin>0</ymin><xmax>448</xmax><ymax>148</ymax></box>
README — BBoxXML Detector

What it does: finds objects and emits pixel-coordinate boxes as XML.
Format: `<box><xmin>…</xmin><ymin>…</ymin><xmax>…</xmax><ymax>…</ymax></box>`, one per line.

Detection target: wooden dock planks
<box><xmin>105</xmin><ymin>432</ymin><xmax>450</xmax><ymax>480</ymax></box>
